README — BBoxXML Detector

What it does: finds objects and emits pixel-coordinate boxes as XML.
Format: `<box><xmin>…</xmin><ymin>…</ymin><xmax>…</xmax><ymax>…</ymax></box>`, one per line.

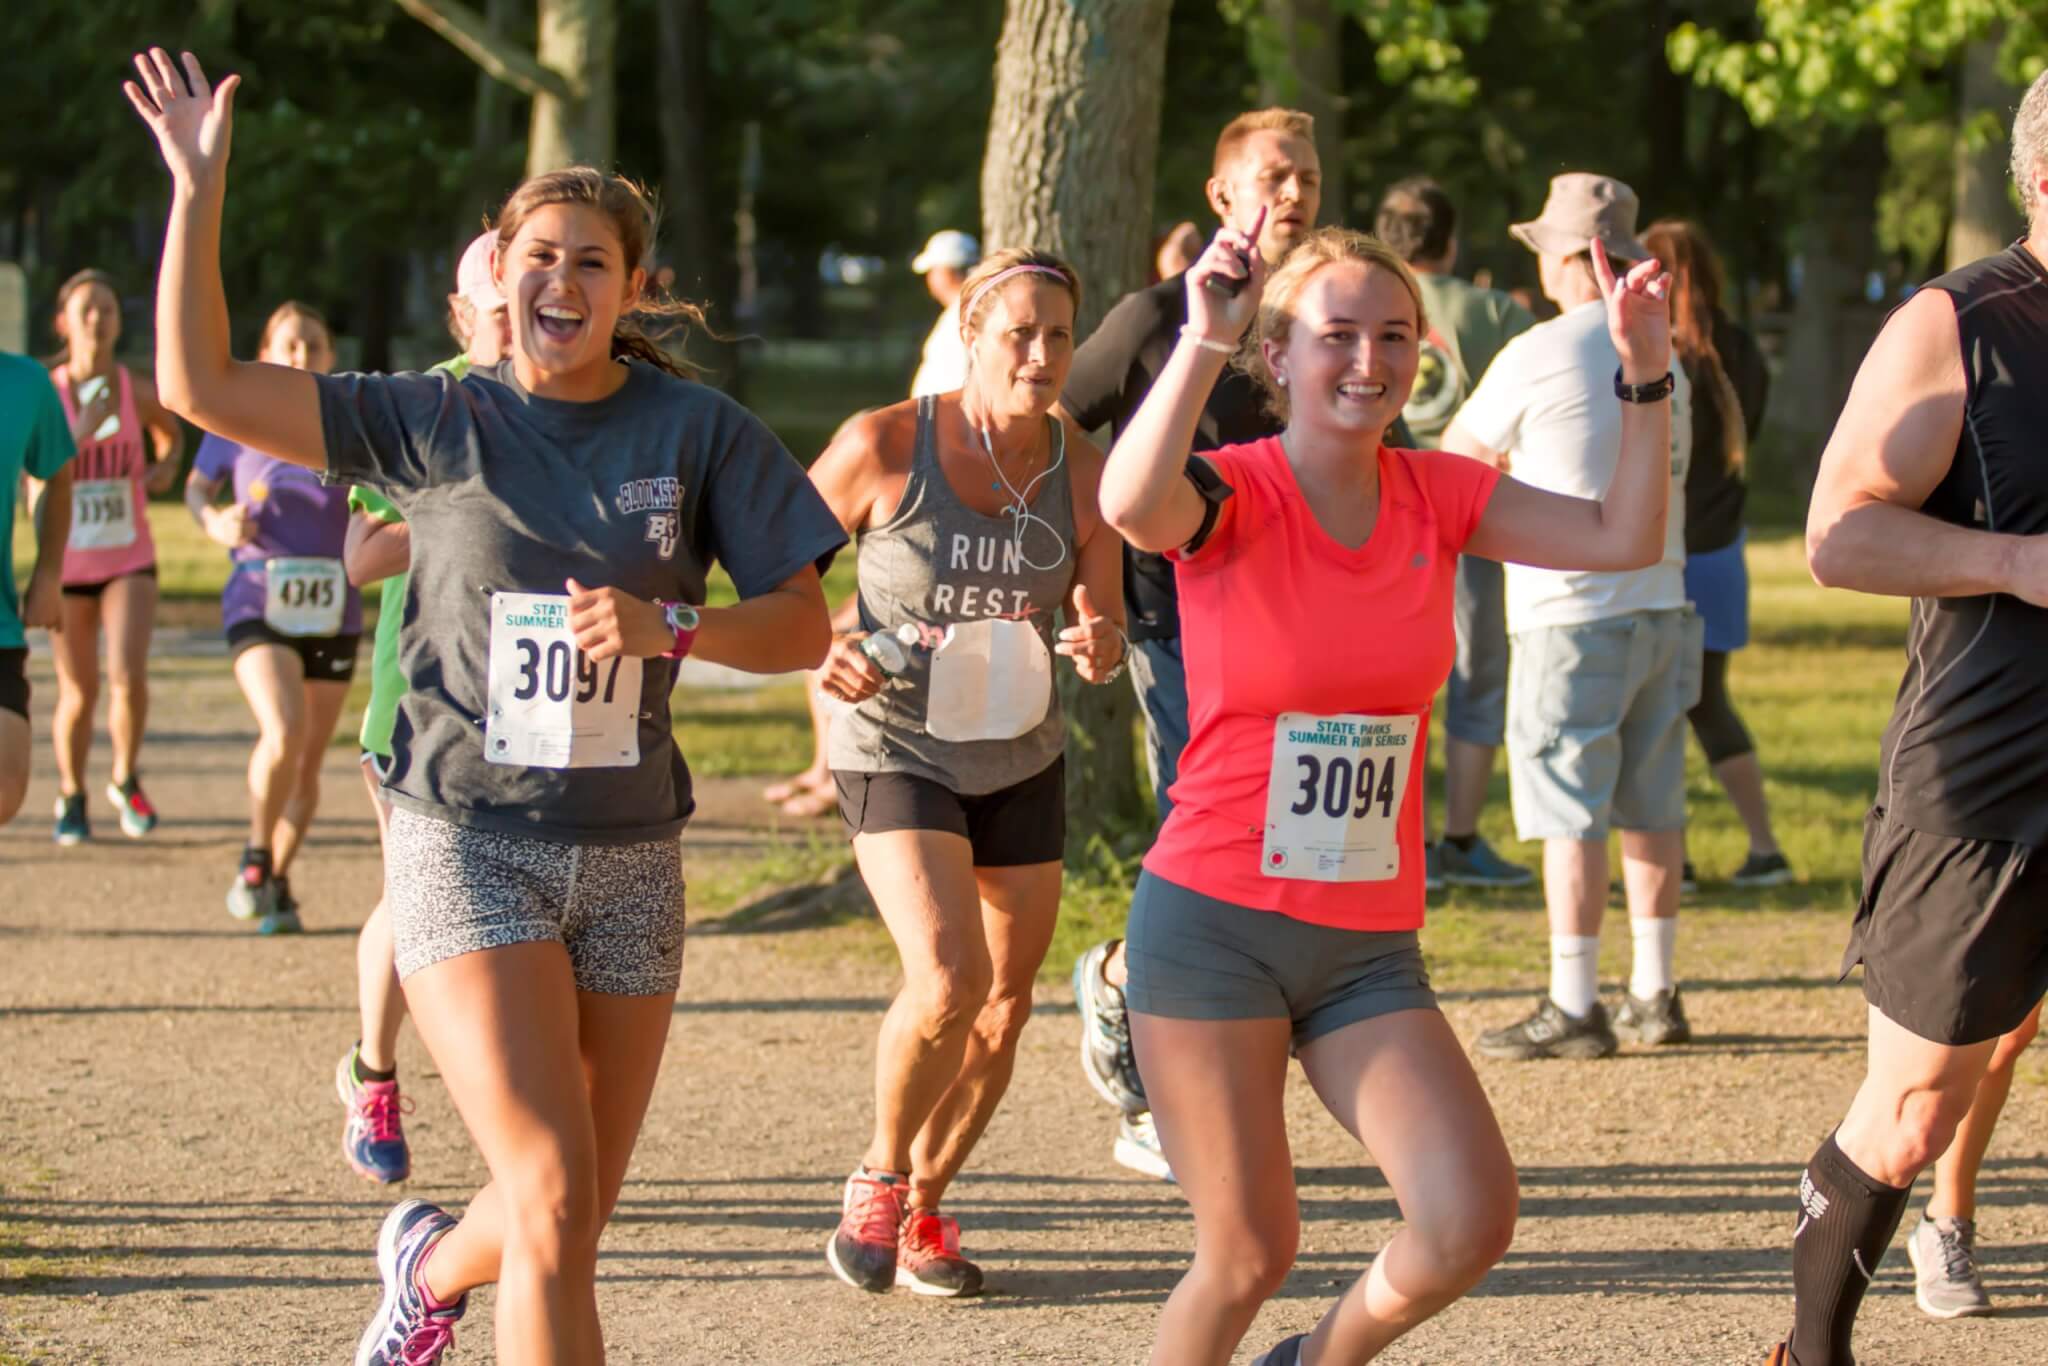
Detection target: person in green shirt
<box><xmin>332</xmin><ymin>232</ymin><xmax>509</xmax><ymax>1186</ymax></box>
<box><xmin>1</xmin><ymin>353</ymin><xmax>77</xmax><ymax>826</ymax></box>
<box><xmin>1375</xmin><ymin>176</ymin><xmax>1537</xmax><ymax>891</ymax></box>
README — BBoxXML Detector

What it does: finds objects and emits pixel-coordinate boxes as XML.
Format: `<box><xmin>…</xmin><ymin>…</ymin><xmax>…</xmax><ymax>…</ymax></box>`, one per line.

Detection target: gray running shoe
<box><xmin>1113</xmin><ymin>1111</ymin><xmax>1175</xmax><ymax>1183</ymax></box>
<box><xmin>1439</xmin><ymin>835</ymin><xmax>1535</xmax><ymax>887</ymax></box>
<box><xmin>1073</xmin><ymin>940</ymin><xmax>1145</xmax><ymax>1113</ymax></box>
<box><xmin>1908</xmin><ymin>1215</ymin><xmax>1993</xmax><ymax>1319</ymax></box>
<box><xmin>1613</xmin><ymin>987</ymin><xmax>1692</xmax><ymax>1045</ymax></box>
<box><xmin>1476</xmin><ymin>997</ymin><xmax>1618</xmax><ymax>1061</ymax></box>
<box><xmin>1731</xmin><ymin>850</ymin><xmax>1793</xmax><ymax>888</ymax></box>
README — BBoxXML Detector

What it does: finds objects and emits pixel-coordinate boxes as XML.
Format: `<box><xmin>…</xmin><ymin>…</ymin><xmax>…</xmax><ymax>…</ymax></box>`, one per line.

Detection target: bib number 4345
<box><xmin>1262</xmin><ymin>711</ymin><xmax>1418</xmax><ymax>883</ymax></box>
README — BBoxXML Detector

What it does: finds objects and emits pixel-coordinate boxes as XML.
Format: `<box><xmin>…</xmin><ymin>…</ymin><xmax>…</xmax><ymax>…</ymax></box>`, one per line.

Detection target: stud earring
<box><xmin>1276</xmin><ymin>374</ymin><xmax>1288</xmax><ymax>387</ymax></box>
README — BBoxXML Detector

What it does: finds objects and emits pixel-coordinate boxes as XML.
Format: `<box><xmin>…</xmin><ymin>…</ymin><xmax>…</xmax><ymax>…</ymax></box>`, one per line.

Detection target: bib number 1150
<box><xmin>1262</xmin><ymin>711</ymin><xmax>1418</xmax><ymax>884</ymax></box>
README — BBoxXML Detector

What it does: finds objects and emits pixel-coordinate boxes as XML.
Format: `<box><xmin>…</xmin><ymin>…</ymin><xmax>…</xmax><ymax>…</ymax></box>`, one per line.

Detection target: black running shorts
<box><xmin>1845</xmin><ymin>805</ymin><xmax>2048</xmax><ymax>1045</ymax></box>
<box><xmin>226</xmin><ymin>619</ymin><xmax>361</xmax><ymax>684</ymax></box>
<box><xmin>0</xmin><ymin>648</ymin><xmax>27</xmax><ymax>720</ymax></box>
<box><xmin>834</xmin><ymin>757</ymin><xmax>1064</xmax><ymax>867</ymax></box>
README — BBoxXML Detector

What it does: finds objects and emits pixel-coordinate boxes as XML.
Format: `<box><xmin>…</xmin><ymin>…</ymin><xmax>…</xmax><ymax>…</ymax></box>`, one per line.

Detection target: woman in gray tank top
<box><xmin>806</xmin><ymin>248</ymin><xmax>1127</xmax><ymax>1299</ymax></box>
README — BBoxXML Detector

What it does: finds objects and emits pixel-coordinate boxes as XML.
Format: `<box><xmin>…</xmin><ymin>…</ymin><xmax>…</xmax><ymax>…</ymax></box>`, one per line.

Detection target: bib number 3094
<box><xmin>485</xmin><ymin>592</ymin><xmax>641</xmax><ymax>769</ymax></box>
<box><xmin>1261</xmin><ymin>711</ymin><xmax>1418</xmax><ymax>883</ymax></box>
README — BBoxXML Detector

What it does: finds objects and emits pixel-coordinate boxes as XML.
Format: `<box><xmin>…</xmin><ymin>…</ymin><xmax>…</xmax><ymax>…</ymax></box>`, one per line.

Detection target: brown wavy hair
<box><xmin>492</xmin><ymin>167</ymin><xmax>706</xmax><ymax>381</ymax></box>
<box><xmin>1642</xmin><ymin>219</ymin><xmax>1744</xmax><ymax>476</ymax></box>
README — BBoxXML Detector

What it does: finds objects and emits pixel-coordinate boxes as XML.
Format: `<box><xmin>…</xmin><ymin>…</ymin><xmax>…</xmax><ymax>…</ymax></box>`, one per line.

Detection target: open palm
<box><xmin>123</xmin><ymin>49</ymin><xmax>240</xmax><ymax>185</ymax></box>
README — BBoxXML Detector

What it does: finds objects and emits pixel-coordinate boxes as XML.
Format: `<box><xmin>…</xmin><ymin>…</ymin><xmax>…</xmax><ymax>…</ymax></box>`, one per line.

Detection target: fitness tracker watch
<box><xmin>655</xmin><ymin>599</ymin><xmax>701</xmax><ymax>660</ymax></box>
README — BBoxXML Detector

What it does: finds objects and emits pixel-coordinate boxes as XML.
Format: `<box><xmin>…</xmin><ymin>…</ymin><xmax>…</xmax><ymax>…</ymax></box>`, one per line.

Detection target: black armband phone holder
<box><xmin>1183</xmin><ymin>456</ymin><xmax>1235</xmax><ymax>555</ymax></box>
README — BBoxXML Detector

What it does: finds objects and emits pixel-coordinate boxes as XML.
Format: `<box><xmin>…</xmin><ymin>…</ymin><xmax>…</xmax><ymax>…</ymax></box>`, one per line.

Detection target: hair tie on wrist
<box><xmin>1179</xmin><ymin>326</ymin><xmax>1236</xmax><ymax>356</ymax></box>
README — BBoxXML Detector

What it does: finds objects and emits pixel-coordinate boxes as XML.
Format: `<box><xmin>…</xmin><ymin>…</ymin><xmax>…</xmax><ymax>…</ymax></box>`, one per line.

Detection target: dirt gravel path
<box><xmin>3</xmin><ymin>646</ymin><xmax>2043</xmax><ymax>1364</ymax></box>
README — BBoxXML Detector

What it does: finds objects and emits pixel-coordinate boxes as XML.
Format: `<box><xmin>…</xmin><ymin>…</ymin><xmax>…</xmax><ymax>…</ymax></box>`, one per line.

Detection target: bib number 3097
<box><xmin>1261</xmin><ymin>711</ymin><xmax>1418</xmax><ymax>883</ymax></box>
<box><xmin>485</xmin><ymin>591</ymin><xmax>642</xmax><ymax>769</ymax></box>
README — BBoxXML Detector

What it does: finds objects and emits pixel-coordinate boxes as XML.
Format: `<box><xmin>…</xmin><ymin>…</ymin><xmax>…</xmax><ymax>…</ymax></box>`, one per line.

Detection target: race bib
<box><xmin>1261</xmin><ymin>712</ymin><xmax>1419</xmax><ymax>883</ymax></box>
<box><xmin>69</xmin><ymin>479</ymin><xmax>136</xmax><ymax>551</ymax></box>
<box><xmin>484</xmin><ymin>591</ymin><xmax>642</xmax><ymax>769</ymax></box>
<box><xmin>926</xmin><ymin>617</ymin><xmax>1053</xmax><ymax>742</ymax></box>
<box><xmin>263</xmin><ymin>556</ymin><xmax>345</xmax><ymax>637</ymax></box>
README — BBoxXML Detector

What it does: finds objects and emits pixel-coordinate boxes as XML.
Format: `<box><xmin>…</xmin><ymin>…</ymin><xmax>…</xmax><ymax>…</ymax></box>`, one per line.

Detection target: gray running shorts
<box><xmin>384</xmin><ymin>806</ymin><xmax>685</xmax><ymax>996</ymax></box>
<box><xmin>1123</xmin><ymin>871</ymin><xmax>1437</xmax><ymax>1049</ymax></box>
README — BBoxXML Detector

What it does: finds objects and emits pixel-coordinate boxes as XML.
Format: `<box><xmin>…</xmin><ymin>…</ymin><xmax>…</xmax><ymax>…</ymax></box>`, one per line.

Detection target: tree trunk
<box><xmin>1257</xmin><ymin>0</ymin><xmax>1345</xmax><ymax>223</ymax></box>
<box><xmin>529</xmin><ymin>0</ymin><xmax>616</xmax><ymax>173</ymax></box>
<box><xmin>1780</xmin><ymin>128</ymin><xmax>1885</xmax><ymax>466</ymax></box>
<box><xmin>1949</xmin><ymin>33</ymin><xmax>2019</xmax><ymax>270</ymax></box>
<box><xmin>983</xmin><ymin>0</ymin><xmax>1172</xmax><ymax>853</ymax></box>
<box><xmin>654</xmin><ymin>0</ymin><xmax>737</xmax><ymax>383</ymax></box>
<box><xmin>467</xmin><ymin>0</ymin><xmax>519</xmax><ymax>233</ymax></box>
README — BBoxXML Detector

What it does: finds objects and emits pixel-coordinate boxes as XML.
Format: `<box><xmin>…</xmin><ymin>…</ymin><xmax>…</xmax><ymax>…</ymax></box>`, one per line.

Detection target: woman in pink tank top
<box><xmin>38</xmin><ymin>269</ymin><xmax>184</xmax><ymax>843</ymax></box>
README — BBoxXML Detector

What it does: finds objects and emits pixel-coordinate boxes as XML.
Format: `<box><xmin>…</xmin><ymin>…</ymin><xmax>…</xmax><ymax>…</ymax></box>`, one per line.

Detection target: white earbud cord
<box><xmin>977</xmin><ymin>417</ymin><xmax>1069</xmax><ymax>574</ymax></box>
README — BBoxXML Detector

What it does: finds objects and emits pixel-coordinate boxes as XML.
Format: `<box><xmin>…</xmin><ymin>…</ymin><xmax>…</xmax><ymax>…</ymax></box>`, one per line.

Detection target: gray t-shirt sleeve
<box><xmin>698</xmin><ymin>403</ymin><xmax>848</xmax><ymax>597</ymax></box>
<box><xmin>315</xmin><ymin>370</ymin><xmax>461</xmax><ymax>493</ymax></box>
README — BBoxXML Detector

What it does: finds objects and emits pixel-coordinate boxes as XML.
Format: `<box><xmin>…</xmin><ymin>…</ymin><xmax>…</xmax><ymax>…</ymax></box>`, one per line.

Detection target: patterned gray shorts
<box><xmin>384</xmin><ymin>807</ymin><xmax>686</xmax><ymax>996</ymax></box>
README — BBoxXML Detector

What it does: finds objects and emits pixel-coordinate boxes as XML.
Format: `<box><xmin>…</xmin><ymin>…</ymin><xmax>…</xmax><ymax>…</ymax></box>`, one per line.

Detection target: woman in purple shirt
<box><xmin>184</xmin><ymin>301</ymin><xmax>361</xmax><ymax>934</ymax></box>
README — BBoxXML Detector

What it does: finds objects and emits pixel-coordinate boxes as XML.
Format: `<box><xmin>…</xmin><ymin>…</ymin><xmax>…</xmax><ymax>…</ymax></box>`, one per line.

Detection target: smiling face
<box><xmin>261</xmin><ymin>312</ymin><xmax>335</xmax><ymax>375</ymax></box>
<box><xmin>495</xmin><ymin>202</ymin><xmax>645</xmax><ymax>382</ymax></box>
<box><xmin>1211</xmin><ymin>128</ymin><xmax>1323</xmax><ymax>264</ymax></box>
<box><xmin>965</xmin><ymin>278</ymin><xmax>1075</xmax><ymax>418</ymax></box>
<box><xmin>59</xmin><ymin>282</ymin><xmax>121</xmax><ymax>357</ymax></box>
<box><xmin>1264</xmin><ymin>261</ymin><xmax>1420</xmax><ymax>438</ymax></box>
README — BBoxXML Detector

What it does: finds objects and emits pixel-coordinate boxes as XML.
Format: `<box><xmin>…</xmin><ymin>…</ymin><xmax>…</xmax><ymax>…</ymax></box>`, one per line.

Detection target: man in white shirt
<box><xmin>909</xmin><ymin>230</ymin><xmax>979</xmax><ymax>397</ymax></box>
<box><xmin>1443</xmin><ymin>172</ymin><xmax>1700</xmax><ymax>1061</ymax></box>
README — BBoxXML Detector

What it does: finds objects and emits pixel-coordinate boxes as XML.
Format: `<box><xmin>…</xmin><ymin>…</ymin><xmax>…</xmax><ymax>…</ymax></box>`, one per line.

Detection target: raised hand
<box><xmin>1184</xmin><ymin>205</ymin><xmax>1270</xmax><ymax>348</ymax></box>
<box><xmin>1591</xmin><ymin>239</ymin><xmax>1672</xmax><ymax>385</ymax></box>
<box><xmin>1055</xmin><ymin>584</ymin><xmax>1125</xmax><ymax>683</ymax></box>
<box><xmin>123</xmin><ymin>49</ymin><xmax>240</xmax><ymax>187</ymax></box>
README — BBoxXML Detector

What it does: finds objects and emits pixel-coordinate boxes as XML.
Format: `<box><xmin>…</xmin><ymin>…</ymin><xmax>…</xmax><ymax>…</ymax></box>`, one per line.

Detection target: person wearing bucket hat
<box><xmin>1442</xmin><ymin>171</ymin><xmax>1701</xmax><ymax>1064</ymax></box>
<box><xmin>910</xmin><ymin>229</ymin><xmax>980</xmax><ymax>398</ymax></box>
<box><xmin>329</xmin><ymin>228</ymin><xmax>513</xmax><ymax>1187</ymax></box>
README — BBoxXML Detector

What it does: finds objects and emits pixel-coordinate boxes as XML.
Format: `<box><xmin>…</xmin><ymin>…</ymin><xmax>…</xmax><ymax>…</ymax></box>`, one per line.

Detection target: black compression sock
<box><xmin>1443</xmin><ymin>832</ymin><xmax>1479</xmax><ymax>853</ymax></box>
<box><xmin>240</xmin><ymin>846</ymin><xmax>272</xmax><ymax>876</ymax></box>
<box><xmin>1787</xmin><ymin>1132</ymin><xmax>1910</xmax><ymax>1366</ymax></box>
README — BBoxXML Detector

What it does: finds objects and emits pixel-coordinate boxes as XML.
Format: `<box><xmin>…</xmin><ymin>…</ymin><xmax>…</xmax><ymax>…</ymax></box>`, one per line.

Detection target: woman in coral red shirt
<box><xmin>1098</xmin><ymin>221</ymin><xmax>1676</xmax><ymax>1366</ymax></box>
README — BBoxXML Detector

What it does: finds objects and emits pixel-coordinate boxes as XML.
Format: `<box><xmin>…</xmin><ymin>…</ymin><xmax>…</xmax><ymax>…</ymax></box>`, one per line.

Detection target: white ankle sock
<box><xmin>1628</xmin><ymin>916</ymin><xmax>1677</xmax><ymax>999</ymax></box>
<box><xmin>1548</xmin><ymin>935</ymin><xmax>1601</xmax><ymax>1018</ymax></box>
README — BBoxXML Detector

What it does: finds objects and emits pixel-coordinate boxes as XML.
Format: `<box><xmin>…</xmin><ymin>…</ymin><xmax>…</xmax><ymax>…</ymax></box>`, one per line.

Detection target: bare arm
<box><xmin>1055</xmin><ymin>432</ymin><xmax>1128</xmax><ymax>682</ymax></box>
<box><xmin>1462</xmin><ymin>247</ymin><xmax>1675</xmax><ymax>574</ymax></box>
<box><xmin>20</xmin><ymin>467</ymin><xmax>73</xmax><ymax>631</ymax></box>
<box><xmin>1805</xmin><ymin>287</ymin><xmax>2047</xmax><ymax>603</ymax></box>
<box><xmin>125</xmin><ymin>50</ymin><xmax>325</xmax><ymax>469</ymax></box>
<box><xmin>690</xmin><ymin>567</ymin><xmax>832</xmax><ymax>673</ymax></box>
<box><xmin>344</xmin><ymin>512</ymin><xmax>411</xmax><ymax>587</ymax></box>
<box><xmin>183</xmin><ymin>466</ymin><xmax>252</xmax><ymax>549</ymax></box>
<box><xmin>1098</xmin><ymin>218</ymin><xmax>1266</xmax><ymax>553</ymax></box>
<box><xmin>133</xmin><ymin>374</ymin><xmax>188</xmax><ymax>495</ymax></box>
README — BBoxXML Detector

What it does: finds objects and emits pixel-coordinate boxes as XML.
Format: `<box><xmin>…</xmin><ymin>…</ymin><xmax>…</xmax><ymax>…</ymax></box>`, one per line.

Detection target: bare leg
<box><xmin>764</xmin><ymin>670</ymin><xmax>834</xmax><ymax>804</ymax></box>
<box><xmin>101</xmin><ymin>572</ymin><xmax>157</xmax><ymax>787</ymax></box>
<box><xmin>0</xmin><ymin>709</ymin><xmax>30</xmax><ymax>826</ymax></box>
<box><xmin>855</xmin><ymin>828</ymin><xmax>988</xmax><ymax>1176</ymax></box>
<box><xmin>1710</xmin><ymin>751</ymin><xmax>1781</xmax><ymax>856</ymax></box>
<box><xmin>49</xmin><ymin>592</ymin><xmax>100</xmax><ymax>798</ymax></box>
<box><xmin>1837</xmin><ymin>1008</ymin><xmax>2000</xmax><ymax>1190</ymax></box>
<box><xmin>1131</xmin><ymin>1012</ymin><xmax>1297</xmax><ymax>1366</ymax></box>
<box><xmin>907</xmin><ymin>859</ymin><xmax>1062</xmax><ymax>1208</ymax></box>
<box><xmin>1544</xmin><ymin>836</ymin><xmax>1607</xmax><ymax>938</ymax></box>
<box><xmin>231</xmin><ymin>644</ymin><xmax>306</xmax><ymax>852</ymax></box>
<box><xmin>1297</xmin><ymin>1009</ymin><xmax>1519</xmax><ymax>1361</ymax></box>
<box><xmin>1926</xmin><ymin>1001</ymin><xmax>2043</xmax><ymax>1221</ymax></box>
<box><xmin>1618</xmin><ymin>828</ymin><xmax>1683</xmax><ymax>924</ymax></box>
<box><xmin>1441</xmin><ymin>738</ymin><xmax>1497</xmax><ymax>840</ymax></box>
<box><xmin>272</xmin><ymin>677</ymin><xmax>349</xmax><ymax>876</ymax></box>
<box><xmin>403</xmin><ymin>943</ymin><xmax>677</xmax><ymax>1365</ymax></box>
<box><xmin>356</xmin><ymin>756</ymin><xmax>405</xmax><ymax>1073</ymax></box>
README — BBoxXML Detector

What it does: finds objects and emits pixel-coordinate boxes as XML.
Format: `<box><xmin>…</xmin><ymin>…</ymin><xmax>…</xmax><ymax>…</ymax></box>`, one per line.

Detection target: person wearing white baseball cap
<box><xmin>330</xmin><ymin>229</ymin><xmax>511</xmax><ymax>1188</ymax></box>
<box><xmin>910</xmin><ymin>229</ymin><xmax>980</xmax><ymax>398</ymax></box>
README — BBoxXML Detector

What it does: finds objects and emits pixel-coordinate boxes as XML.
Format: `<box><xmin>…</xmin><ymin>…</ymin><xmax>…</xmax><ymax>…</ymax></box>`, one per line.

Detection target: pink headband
<box><xmin>962</xmin><ymin>263</ymin><xmax>1071</xmax><ymax>322</ymax></box>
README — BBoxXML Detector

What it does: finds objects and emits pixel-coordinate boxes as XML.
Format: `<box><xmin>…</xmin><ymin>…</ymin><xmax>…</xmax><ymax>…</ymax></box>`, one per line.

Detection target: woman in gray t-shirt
<box><xmin>128</xmin><ymin>52</ymin><xmax>842</xmax><ymax>1364</ymax></box>
<box><xmin>806</xmin><ymin>248</ymin><xmax>1127</xmax><ymax>1299</ymax></box>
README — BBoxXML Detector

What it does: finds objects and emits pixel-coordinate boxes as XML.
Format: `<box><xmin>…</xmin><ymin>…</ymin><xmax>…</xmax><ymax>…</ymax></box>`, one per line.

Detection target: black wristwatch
<box><xmin>1614</xmin><ymin>367</ymin><xmax>1676</xmax><ymax>403</ymax></box>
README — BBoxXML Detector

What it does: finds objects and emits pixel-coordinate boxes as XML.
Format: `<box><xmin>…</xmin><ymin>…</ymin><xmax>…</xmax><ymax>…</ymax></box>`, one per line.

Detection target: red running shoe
<box><xmin>826</xmin><ymin>1169</ymin><xmax>904</xmax><ymax>1293</ymax></box>
<box><xmin>896</xmin><ymin>1207</ymin><xmax>983</xmax><ymax>1298</ymax></box>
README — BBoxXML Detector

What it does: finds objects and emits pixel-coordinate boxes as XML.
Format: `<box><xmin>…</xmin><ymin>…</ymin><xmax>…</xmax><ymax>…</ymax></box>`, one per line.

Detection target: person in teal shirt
<box><xmin>1</xmin><ymin>352</ymin><xmax>78</xmax><ymax>827</ymax></box>
<box><xmin>331</xmin><ymin>233</ymin><xmax>507</xmax><ymax>1186</ymax></box>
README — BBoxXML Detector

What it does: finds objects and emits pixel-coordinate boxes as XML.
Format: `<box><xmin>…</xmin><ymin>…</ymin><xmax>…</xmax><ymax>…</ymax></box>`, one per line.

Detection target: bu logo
<box><xmin>645</xmin><ymin>512</ymin><xmax>680</xmax><ymax>560</ymax></box>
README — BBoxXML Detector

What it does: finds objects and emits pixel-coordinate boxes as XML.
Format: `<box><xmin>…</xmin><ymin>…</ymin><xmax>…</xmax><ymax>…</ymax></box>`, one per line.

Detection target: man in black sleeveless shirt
<box><xmin>1770</xmin><ymin>70</ymin><xmax>2048</xmax><ymax>1366</ymax></box>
